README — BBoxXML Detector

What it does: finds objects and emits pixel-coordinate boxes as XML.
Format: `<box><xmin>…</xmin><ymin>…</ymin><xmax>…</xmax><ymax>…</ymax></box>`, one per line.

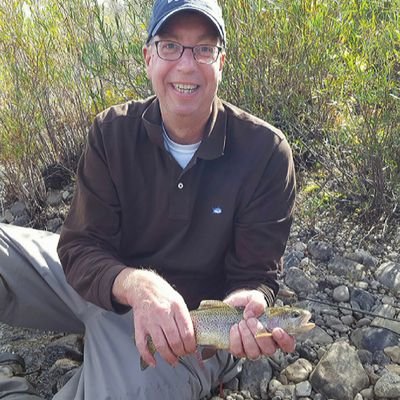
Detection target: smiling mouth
<box><xmin>172</xmin><ymin>83</ymin><xmax>199</xmax><ymax>94</ymax></box>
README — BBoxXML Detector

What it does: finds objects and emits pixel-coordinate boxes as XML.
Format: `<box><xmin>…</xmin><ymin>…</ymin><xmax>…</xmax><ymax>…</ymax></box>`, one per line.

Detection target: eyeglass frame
<box><xmin>152</xmin><ymin>40</ymin><xmax>224</xmax><ymax>65</ymax></box>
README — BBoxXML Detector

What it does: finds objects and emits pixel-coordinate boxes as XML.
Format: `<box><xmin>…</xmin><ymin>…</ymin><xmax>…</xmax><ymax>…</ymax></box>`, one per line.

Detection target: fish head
<box><xmin>258</xmin><ymin>306</ymin><xmax>315</xmax><ymax>336</ymax></box>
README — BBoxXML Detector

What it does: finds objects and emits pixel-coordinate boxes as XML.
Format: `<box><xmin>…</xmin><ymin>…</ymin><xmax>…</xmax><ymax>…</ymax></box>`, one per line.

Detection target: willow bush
<box><xmin>0</xmin><ymin>0</ymin><xmax>399</xmax><ymax>225</ymax></box>
<box><xmin>220</xmin><ymin>0</ymin><xmax>399</xmax><ymax>221</ymax></box>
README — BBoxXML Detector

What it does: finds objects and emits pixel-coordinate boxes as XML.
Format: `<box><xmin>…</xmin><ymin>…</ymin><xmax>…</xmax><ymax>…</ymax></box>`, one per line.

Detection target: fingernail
<box><xmin>274</xmin><ymin>329</ymin><xmax>283</xmax><ymax>340</ymax></box>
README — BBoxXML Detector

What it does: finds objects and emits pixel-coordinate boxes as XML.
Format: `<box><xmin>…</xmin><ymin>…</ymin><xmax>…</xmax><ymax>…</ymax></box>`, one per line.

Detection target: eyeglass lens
<box><xmin>156</xmin><ymin>41</ymin><xmax>220</xmax><ymax>64</ymax></box>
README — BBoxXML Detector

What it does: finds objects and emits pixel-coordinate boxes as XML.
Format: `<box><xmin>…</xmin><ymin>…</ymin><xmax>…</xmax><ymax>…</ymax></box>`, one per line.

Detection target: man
<box><xmin>0</xmin><ymin>0</ymin><xmax>296</xmax><ymax>398</ymax></box>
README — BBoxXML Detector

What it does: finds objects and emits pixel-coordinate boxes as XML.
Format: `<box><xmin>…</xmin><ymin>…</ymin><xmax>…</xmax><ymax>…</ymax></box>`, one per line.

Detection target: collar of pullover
<box><xmin>142</xmin><ymin>96</ymin><xmax>227</xmax><ymax>160</ymax></box>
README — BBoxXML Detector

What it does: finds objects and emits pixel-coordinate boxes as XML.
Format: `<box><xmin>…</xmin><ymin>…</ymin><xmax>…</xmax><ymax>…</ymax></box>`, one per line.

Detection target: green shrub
<box><xmin>0</xmin><ymin>0</ymin><xmax>398</xmax><ymax>225</ymax></box>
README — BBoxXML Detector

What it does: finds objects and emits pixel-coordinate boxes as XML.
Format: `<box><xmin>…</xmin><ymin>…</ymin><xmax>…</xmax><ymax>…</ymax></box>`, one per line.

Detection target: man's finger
<box><xmin>243</xmin><ymin>300</ymin><xmax>264</xmax><ymax>319</ymax></box>
<box><xmin>272</xmin><ymin>328</ymin><xmax>296</xmax><ymax>353</ymax></box>
<box><xmin>247</xmin><ymin>317</ymin><xmax>277</xmax><ymax>356</ymax></box>
<box><xmin>239</xmin><ymin>319</ymin><xmax>261</xmax><ymax>360</ymax></box>
<box><xmin>151</xmin><ymin>325</ymin><xmax>179</xmax><ymax>366</ymax></box>
<box><xmin>229</xmin><ymin>323</ymin><xmax>245</xmax><ymax>358</ymax></box>
<box><xmin>162</xmin><ymin>320</ymin><xmax>186</xmax><ymax>358</ymax></box>
<box><xmin>174</xmin><ymin>310</ymin><xmax>196</xmax><ymax>354</ymax></box>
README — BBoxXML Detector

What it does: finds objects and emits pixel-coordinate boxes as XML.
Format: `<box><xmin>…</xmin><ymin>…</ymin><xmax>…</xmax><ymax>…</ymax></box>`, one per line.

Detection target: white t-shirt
<box><xmin>162</xmin><ymin>125</ymin><xmax>201</xmax><ymax>169</ymax></box>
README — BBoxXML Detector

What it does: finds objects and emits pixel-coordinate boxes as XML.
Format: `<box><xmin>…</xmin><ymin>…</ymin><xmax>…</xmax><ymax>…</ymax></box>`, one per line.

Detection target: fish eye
<box><xmin>291</xmin><ymin>310</ymin><xmax>301</xmax><ymax>318</ymax></box>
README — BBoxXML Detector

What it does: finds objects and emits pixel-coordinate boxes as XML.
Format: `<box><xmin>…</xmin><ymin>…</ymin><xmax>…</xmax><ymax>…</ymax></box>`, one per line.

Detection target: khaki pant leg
<box><xmin>55</xmin><ymin>309</ymin><xmax>242</xmax><ymax>400</ymax></box>
<box><xmin>0</xmin><ymin>223</ymin><xmax>84</xmax><ymax>333</ymax></box>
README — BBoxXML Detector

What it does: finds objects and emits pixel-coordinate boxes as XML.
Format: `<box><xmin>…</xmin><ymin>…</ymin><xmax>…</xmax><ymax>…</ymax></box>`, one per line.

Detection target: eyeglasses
<box><xmin>154</xmin><ymin>40</ymin><xmax>223</xmax><ymax>65</ymax></box>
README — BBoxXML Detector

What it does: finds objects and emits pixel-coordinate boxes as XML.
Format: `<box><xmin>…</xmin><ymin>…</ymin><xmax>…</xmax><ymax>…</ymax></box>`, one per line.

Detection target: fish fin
<box><xmin>198</xmin><ymin>300</ymin><xmax>234</xmax><ymax>310</ymax></box>
<box><xmin>255</xmin><ymin>331</ymin><xmax>273</xmax><ymax>338</ymax></box>
<box><xmin>195</xmin><ymin>349</ymin><xmax>206</xmax><ymax>370</ymax></box>
<box><xmin>140</xmin><ymin>357</ymin><xmax>149</xmax><ymax>371</ymax></box>
<box><xmin>201</xmin><ymin>346</ymin><xmax>218</xmax><ymax>360</ymax></box>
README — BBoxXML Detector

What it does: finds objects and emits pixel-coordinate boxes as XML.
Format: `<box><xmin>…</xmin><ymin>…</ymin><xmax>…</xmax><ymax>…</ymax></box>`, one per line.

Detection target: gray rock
<box><xmin>2</xmin><ymin>209</ymin><xmax>14</xmax><ymax>223</ymax></box>
<box><xmin>350</xmin><ymin>327</ymin><xmax>399</xmax><ymax>352</ymax></box>
<box><xmin>355</xmin><ymin>280</ymin><xmax>369</xmax><ymax>290</ymax></box>
<box><xmin>224</xmin><ymin>377</ymin><xmax>240</xmax><ymax>391</ymax></box>
<box><xmin>297</xmin><ymin>326</ymin><xmax>333</xmax><ymax>346</ymax></box>
<box><xmin>328</xmin><ymin>256</ymin><xmax>366</xmax><ymax>280</ymax></box>
<box><xmin>346</xmin><ymin>249</ymin><xmax>379</xmax><ymax>269</ymax></box>
<box><xmin>375</xmin><ymin>261</ymin><xmax>400</xmax><ymax>295</ymax></box>
<box><xmin>309</xmin><ymin>342</ymin><xmax>369</xmax><ymax>400</ymax></box>
<box><xmin>373</xmin><ymin>350</ymin><xmax>391</xmax><ymax>365</ymax></box>
<box><xmin>360</xmin><ymin>387</ymin><xmax>375</xmax><ymax>399</ymax></box>
<box><xmin>350</xmin><ymin>288</ymin><xmax>376</xmax><ymax>312</ymax></box>
<box><xmin>47</xmin><ymin>190</ymin><xmax>63</xmax><ymax>207</ymax></box>
<box><xmin>295</xmin><ymin>380</ymin><xmax>312</xmax><ymax>397</ymax></box>
<box><xmin>46</xmin><ymin>218</ymin><xmax>63</xmax><ymax>233</ymax></box>
<box><xmin>10</xmin><ymin>200</ymin><xmax>27</xmax><ymax>217</ymax></box>
<box><xmin>284</xmin><ymin>267</ymin><xmax>317</xmax><ymax>296</ymax></box>
<box><xmin>374</xmin><ymin>372</ymin><xmax>400</xmax><ymax>398</ymax></box>
<box><xmin>293</xmin><ymin>241</ymin><xmax>307</xmax><ymax>253</ymax></box>
<box><xmin>371</xmin><ymin>305</ymin><xmax>400</xmax><ymax>335</ymax></box>
<box><xmin>356</xmin><ymin>249</ymin><xmax>379</xmax><ymax>269</ymax></box>
<box><xmin>296</xmin><ymin>342</ymin><xmax>318</xmax><ymax>363</ymax></box>
<box><xmin>12</xmin><ymin>214</ymin><xmax>30</xmax><ymax>227</ymax></box>
<box><xmin>373</xmin><ymin>304</ymin><xmax>396</xmax><ymax>318</ymax></box>
<box><xmin>281</xmin><ymin>358</ymin><xmax>313</xmax><ymax>383</ymax></box>
<box><xmin>307</xmin><ymin>240</ymin><xmax>333</xmax><ymax>261</ymax></box>
<box><xmin>332</xmin><ymin>285</ymin><xmax>350</xmax><ymax>302</ymax></box>
<box><xmin>46</xmin><ymin>334</ymin><xmax>84</xmax><ymax>363</ymax></box>
<box><xmin>341</xmin><ymin>315</ymin><xmax>354</xmax><ymax>326</ymax></box>
<box><xmin>1</xmin><ymin>208</ymin><xmax>14</xmax><ymax>224</ymax></box>
<box><xmin>266</xmin><ymin>378</ymin><xmax>281</xmax><ymax>398</ymax></box>
<box><xmin>62</xmin><ymin>190</ymin><xmax>72</xmax><ymax>201</ymax></box>
<box><xmin>384</xmin><ymin>346</ymin><xmax>400</xmax><ymax>363</ymax></box>
<box><xmin>284</xmin><ymin>250</ymin><xmax>303</xmax><ymax>269</ymax></box>
<box><xmin>386</xmin><ymin>364</ymin><xmax>400</xmax><ymax>375</ymax></box>
<box><xmin>240</xmin><ymin>357</ymin><xmax>272</xmax><ymax>397</ymax></box>
<box><xmin>356</xmin><ymin>317</ymin><xmax>372</xmax><ymax>328</ymax></box>
<box><xmin>357</xmin><ymin>349</ymin><xmax>373</xmax><ymax>365</ymax></box>
<box><xmin>382</xmin><ymin>295</ymin><xmax>396</xmax><ymax>305</ymax></box>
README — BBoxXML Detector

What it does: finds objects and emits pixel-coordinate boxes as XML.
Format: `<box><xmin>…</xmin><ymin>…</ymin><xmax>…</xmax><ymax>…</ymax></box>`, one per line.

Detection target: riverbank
<box><xmin>1</xmin><ymin>190</ymin><xmax>400</xmax><ymax>399</ymax></box>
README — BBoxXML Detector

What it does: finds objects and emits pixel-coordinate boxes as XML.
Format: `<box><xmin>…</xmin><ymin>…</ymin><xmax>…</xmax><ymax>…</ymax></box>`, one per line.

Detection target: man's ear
<box><xmin>143</xmin><ymin>45</ymin><xmax>151</xmax><ymax>67</ymax></box>
<box><xmin>217</xmin><ymin>51</ymin><xmax>225</xmax><ymax>83</ymax></box>
<box><xmin>219</xmin><ymin>51</ymin><xmax>226</xmax><ymax>72</ymax></box>
<box><xmin>143</xmin><ymin>45</ymin><xmax>152</xmax><ymax>78</ymax></box>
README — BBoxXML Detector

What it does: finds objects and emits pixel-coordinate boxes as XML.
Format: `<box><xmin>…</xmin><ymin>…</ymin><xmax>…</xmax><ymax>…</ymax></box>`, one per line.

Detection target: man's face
<box><xmin>144</xmin><ymin>12</ymin><xmax>225</xmax><ymax>124</ymax></box>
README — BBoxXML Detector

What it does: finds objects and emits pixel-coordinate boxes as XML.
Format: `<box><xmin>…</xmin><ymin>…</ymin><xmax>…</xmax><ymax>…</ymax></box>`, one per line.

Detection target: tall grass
<box><xmin>0</xmin><ymin>0</ymin><xmax>399</xmax><ymax>225</ymax></box>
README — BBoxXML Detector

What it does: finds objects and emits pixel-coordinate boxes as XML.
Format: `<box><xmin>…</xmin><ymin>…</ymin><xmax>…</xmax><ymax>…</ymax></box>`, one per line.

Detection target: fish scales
<box><xmin>140</xmin><ymin>300</ymin><xmax>315</xmax><ymax>370</ymax></box>
<box><xmin>191</xmin><ymin>303</ymin><xmax>242</xmax><ymax>349</ymax></box>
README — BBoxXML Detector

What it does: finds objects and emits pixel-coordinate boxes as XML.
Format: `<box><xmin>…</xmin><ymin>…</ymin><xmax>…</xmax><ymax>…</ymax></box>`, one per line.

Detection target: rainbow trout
<box><xmin>140</xmin><ymin>300</ymin><xmax>315</xmax><ymax>370</ymax></box>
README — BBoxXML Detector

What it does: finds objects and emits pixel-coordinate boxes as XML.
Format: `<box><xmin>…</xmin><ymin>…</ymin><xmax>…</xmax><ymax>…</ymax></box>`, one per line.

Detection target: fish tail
<box><xmin>140</xmin><ymin>357</ymin><xmax>150</xmax><ymax>371</ymax></box>
<box><xmin>134</xmin><ymin>335</ymin><xmax>156</xmax><ymax>371</ymax></box>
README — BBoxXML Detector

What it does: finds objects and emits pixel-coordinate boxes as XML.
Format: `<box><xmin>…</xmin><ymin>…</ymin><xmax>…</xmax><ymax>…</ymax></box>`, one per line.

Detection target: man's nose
<box><xmin>177</xmin><ymin>48</ymin><xmax>196</xmax><ymax>69</ymax></box>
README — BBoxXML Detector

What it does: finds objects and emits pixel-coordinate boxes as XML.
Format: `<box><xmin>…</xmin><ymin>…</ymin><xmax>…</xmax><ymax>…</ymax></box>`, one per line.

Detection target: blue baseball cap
<box><xmin>147</xmin><ymin>0</ymin><xmax>226</xmax><ymax>44</ymax></box>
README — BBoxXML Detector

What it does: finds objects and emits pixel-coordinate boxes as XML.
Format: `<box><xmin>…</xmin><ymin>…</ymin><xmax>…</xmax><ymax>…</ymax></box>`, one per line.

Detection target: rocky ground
<box><xmin>1</xmin><ymin>187</ymin><xmax>400</xmax><ymax>400</ymax></box>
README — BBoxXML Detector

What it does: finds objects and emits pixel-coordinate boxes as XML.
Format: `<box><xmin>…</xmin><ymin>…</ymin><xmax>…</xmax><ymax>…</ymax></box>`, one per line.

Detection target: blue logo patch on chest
<box><xmin>212</xmin><ymin>207</ymin><xmax>222</xmax><ymax>215</ymax></box>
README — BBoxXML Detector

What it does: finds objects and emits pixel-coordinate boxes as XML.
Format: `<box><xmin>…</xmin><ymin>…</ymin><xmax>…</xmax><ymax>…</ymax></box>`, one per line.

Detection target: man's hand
<box><xmin>112</xmin><ymin>268</ymin><xmax>196</xmax><ymax>368</ymax></box>
<box><xmin>224</xmin><ymin>289</ymin><xmax>295</xmax><ymax>359</ymax></box>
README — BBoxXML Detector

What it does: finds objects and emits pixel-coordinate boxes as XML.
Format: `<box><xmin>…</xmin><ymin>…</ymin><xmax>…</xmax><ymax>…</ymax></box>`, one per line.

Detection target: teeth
<box><xmin>173</xmin><ymin>83</ymin><xmax>198</xmax><ymax>93</ymax></box>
